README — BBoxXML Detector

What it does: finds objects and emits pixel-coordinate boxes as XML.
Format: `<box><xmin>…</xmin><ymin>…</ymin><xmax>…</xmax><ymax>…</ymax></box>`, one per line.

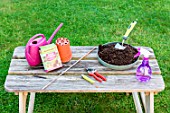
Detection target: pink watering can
<box><xmin>25</xmin><ymin>23</ymin><xmax>63</xmax><ymax>66</ymax></box>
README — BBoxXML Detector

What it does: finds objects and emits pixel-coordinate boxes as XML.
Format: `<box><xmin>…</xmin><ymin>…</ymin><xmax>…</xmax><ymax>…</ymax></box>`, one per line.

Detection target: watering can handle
<box><xmin>26</xmin><ymin>34</ymin><xmax>45</xmax><ymax>62</ymax></box>
<box><xmin>27</xmin><ymin>34</ymin><xmax>46</xmax><ymax>46</ymax></box>
<box><xmin>26</xmin><ymin>34</ymin><xmax>45</xmax><ymax>51</ymax></box>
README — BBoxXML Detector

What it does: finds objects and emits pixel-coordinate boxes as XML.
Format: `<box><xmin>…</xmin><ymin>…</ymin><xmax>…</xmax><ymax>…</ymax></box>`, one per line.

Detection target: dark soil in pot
<box><xmin>98</xmin><ymin>43</ymin><xmax>138</xmax><ymax>65</ymax></box>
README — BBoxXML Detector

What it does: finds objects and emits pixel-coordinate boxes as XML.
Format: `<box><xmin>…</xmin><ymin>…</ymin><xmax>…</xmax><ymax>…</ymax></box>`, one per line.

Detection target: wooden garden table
<box><xmin>4</xmin><ymin>46</ymin><xmax>165</xmax><ymax>113</ymax></box>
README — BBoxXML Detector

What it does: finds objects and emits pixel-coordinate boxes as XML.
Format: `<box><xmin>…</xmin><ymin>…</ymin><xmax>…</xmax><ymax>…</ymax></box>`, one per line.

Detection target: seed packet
<box><xmin>39</xmin><ymin>43</ymin><xmax>62</xmax><ymax>72</ymax></box>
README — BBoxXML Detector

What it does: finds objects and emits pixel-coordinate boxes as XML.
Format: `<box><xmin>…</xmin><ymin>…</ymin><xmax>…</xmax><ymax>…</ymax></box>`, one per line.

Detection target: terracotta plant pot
<box><xmin>56</xmin><ymin>38</ymin><xmax>72</xmax><ymax>63</ymax></box>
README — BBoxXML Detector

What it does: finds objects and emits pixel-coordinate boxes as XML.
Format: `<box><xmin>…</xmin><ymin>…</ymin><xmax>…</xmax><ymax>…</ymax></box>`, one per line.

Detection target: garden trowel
<box><xmin>115</xmin><ymin>21</ymin><xmax>137</xmax><ymax>50</ymax></box>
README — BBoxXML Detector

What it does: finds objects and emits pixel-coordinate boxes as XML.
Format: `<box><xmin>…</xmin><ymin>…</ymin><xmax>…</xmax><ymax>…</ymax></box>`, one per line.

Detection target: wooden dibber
<box><xmin>42</xmin><ymin>47</ymin><xmax>96</xmax><ymax>90</ymax></box>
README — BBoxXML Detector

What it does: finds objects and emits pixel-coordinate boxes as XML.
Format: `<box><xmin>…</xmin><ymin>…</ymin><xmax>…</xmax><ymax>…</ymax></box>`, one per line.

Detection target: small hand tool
<box><xmin>115</xmin><ymin>21</ymin><xmax>137</xmax><ymax>50</ymax></box>
<box><xmin>81</xmin><ymin>74</ymin><xmax>99</xmax><ymax>88</ymax></box>
<box><xmin>81</xmin><ymin>74</ymin><xmax>95</xmax><ymax>84</ymax></box>
<box><xmin>86</xmin><ymin>68</ymin><xmax>106</xmax><ymax>82</ymax></box>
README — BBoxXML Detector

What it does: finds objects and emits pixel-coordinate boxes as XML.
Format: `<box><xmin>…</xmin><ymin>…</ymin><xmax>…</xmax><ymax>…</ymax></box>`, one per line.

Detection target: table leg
<box><xmin>140</xmin><ymin>92</ymin><xmax>146</xmax><ymax>111</ymax></box>
<box><xmin>19</xmin><ymin>92</ymin><xmax>28</xmax><ymax>113</ymax></box>
<box><xmin>132</xmin><ymin>92</ymin><xmax>143</xmax><ymax>113</ymax></box>
<box><xmin>28</xmin><ymin>92</ymin><xmax>36</xmax><ymax>113</ymax></box>
<box><xmin>145</xmin><ymin>92</ymin><xmax>154</xmax><ymax>113</ymax></box>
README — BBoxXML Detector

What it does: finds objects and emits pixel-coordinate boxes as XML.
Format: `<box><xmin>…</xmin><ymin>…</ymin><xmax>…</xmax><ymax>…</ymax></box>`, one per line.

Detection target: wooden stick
<box><xmin>42</xmin><ymin>47</ymin><xmax>96</xmax><ymax>90</ymax></box>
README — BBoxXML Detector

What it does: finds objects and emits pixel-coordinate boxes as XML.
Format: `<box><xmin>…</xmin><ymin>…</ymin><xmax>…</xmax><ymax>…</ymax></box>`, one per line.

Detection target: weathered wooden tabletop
<box><xmin>4</xmin><ymin>46</ymin><xmax>165</xmax><ymax>93</ymax></box>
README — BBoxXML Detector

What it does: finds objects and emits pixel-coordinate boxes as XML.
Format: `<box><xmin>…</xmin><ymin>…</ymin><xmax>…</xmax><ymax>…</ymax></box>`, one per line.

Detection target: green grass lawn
<box><xmin>0</xmin><ymin>0</ymin><xmax>170</xmax><ymax>113</ymax></box>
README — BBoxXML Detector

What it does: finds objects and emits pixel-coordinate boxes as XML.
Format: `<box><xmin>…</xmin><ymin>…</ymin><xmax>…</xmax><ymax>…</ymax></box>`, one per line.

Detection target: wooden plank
<box><xmin>13</xmin><ymin>46</ymin><xmax>155</xmax><ymax>59</ymax></box>
<box><xmin>13</xmin><ymin>46</ymin><xmax>98</xmax><ymax>59</ymax></box>
<box><xmin>8</xmin><ymin>59</ymin><xmax>161</xmax><ymax>75</ymax></box>
<box><xmin>4</xmin><ymin>75</ymin><xmax>165</xmax><ymax>93</ymax></box>
<box><xmin>13</xmin><ymin>50</ymin><xmax>98</xmax><ymax>60</ymax></box>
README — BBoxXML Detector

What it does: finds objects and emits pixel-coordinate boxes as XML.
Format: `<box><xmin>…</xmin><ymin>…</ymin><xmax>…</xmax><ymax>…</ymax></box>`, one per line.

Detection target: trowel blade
<box><xmin>115</xmin><ymin>43</ymin><xmax>126</xmax><ymax>50</ymax></box>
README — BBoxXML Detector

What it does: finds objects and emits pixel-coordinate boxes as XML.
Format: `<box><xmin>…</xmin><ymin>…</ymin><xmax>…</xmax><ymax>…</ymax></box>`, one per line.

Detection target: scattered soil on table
<box><xmin>98</xmin><ymin>43</ymin><xmax>138</xmax><ymax>65</ymax></box>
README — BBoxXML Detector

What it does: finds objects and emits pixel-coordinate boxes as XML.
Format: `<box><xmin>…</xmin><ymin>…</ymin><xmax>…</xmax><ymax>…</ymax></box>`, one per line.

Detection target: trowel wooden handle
<box><xmin>124</xmin><ymin>21</ymin><xmax>137</xmax><ymax>39</ymax></box>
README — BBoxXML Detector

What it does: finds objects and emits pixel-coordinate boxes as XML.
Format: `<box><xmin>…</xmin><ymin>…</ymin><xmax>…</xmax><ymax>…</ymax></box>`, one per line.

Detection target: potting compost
<box><xmin>98</xmin><ymin>43</ymin><xmax>138</xmax><ymax>65</ymax></box>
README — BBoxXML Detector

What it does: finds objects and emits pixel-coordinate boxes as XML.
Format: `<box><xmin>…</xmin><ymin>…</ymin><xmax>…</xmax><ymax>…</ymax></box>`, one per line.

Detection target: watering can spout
<box><xmin>47</xmin><ymin>23</ymin><xmax>63</xmax><ymax>44</ymax></box>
